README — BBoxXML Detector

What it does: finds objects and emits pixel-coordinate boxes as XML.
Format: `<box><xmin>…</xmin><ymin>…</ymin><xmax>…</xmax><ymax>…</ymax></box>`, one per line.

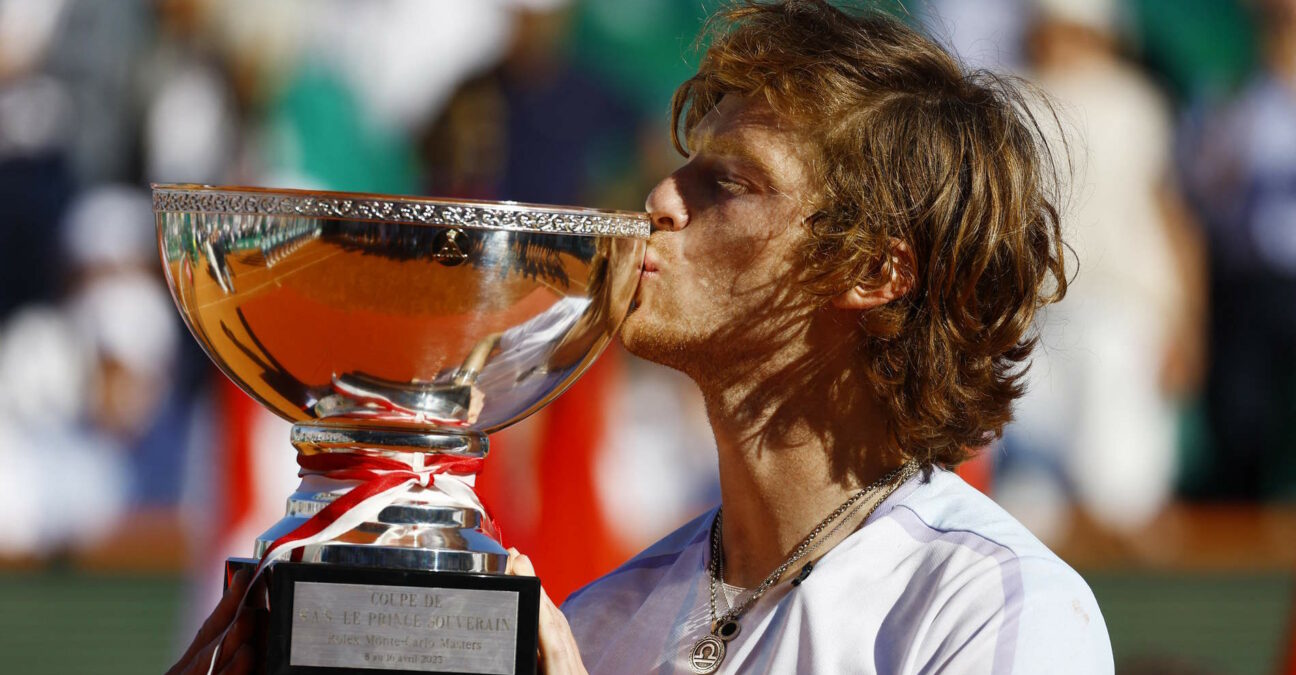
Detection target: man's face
<box><xmin>620</xmin><ymin>95</ymin><xmax>819</xmax><ymax>375</ymax></box>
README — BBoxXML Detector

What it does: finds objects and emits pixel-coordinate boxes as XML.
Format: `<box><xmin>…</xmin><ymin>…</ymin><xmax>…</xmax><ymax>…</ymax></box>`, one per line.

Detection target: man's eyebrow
<box><xmin>693</xmin><ymin>134</ymin><xmax>776</xmax><ymax>179</ymax></box>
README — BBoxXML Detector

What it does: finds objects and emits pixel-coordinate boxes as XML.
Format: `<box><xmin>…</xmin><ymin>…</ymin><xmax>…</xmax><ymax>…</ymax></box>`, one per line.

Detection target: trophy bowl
<box><xmin>155</xmin><ymin>184</ymin><xmax>648</xmax><ymax>674</ymax></box>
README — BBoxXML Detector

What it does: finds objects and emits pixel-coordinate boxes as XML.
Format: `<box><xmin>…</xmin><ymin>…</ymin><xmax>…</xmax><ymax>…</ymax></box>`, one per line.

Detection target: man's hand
<box><xmin>166</xmin><ymin>569</ymin><xmax>257</xmax><ymax>675</ymax></box>
<box><xmin>506</xmin><ymin>548</ymin><xmax>588</xmax><ymax>675</ymax></box>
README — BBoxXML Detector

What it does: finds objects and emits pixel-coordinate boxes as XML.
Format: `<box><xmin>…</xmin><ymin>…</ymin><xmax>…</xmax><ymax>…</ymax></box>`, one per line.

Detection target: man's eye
<box><xmin>716</xmin><ymin>179</ymin><xmax>748</xmax><ymax>196</ymax></box>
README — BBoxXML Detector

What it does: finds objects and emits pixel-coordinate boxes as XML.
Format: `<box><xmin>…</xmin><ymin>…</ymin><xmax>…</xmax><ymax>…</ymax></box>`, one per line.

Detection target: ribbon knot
<box><xmin>259</xmin><ymin>450</ymin><xmax>491</xmax><ymax>569</ymax></box>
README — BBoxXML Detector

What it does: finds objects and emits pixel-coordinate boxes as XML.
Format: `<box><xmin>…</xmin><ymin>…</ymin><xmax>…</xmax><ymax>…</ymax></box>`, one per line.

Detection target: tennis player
<box><xmin>512</xmin><ymin>2</ymin><xmax>1113</xmax><ymax>673</ymax></box>
<box><xmin>173</xmin><ymin>2</ymin><xmax>1113</xmax><ymax>673</ymax></box>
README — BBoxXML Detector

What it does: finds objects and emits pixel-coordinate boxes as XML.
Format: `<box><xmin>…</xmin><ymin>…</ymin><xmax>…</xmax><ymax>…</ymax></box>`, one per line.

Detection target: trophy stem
<box><xmin>249</xmin><ymin>423</ymin><xmax>507</xmax><ymax>573</ymax></box>
<box><xmin>290</xmin><ymin>422</ymin><xmax>488</xmax><ymax>458</ymax></box>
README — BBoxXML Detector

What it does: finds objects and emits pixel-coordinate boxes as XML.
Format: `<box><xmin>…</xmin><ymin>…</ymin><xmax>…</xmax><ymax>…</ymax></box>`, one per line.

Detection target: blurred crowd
<box><xmin>921</xmin><ymin>0</ymin><xmax>1296</xmax><ymax>545</ymax></box>
<box><xmin>0</xmin><ymin>0</ymin><xmax>1292</xmax><ymax>612</ymax></box>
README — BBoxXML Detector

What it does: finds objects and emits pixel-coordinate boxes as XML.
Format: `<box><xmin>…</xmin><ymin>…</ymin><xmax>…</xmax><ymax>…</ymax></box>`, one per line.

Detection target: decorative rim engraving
<box><xmin>152</xmin><ymin>186</ymin><xmax>650</xmax><ymax>238</ymax></box>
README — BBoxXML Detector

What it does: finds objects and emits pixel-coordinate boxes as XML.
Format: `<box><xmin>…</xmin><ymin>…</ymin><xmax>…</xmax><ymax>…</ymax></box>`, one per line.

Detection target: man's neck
<box><xmin>692</xmin><ymin>330</ymin><xmax>902</xmax><ymax>588</ymax></box>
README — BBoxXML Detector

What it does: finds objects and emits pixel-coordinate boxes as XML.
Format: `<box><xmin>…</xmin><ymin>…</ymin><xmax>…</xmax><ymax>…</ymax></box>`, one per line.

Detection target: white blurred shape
<box><xmin>1004</xmin><ymin>47</ymin><xmax>1183</xmax><ymax>534</ymax></box>
<box><xmin>1039</xmin><ymin>59</ymin><xmax>1182</xmax><ymax>324</ymax></box>
<box><xmin>207</xmin><ymin>0</ymin><xmax>526</xmax><ymax>147</ymax></box>
<box><xmin>1032</xmin><ymin>0</ymin><xmax>1119</xmax><ymax>35</ymax></box>
<box><xmin>0</xmin><ymin>0</ymin><xmax>68</xmax><ymax>75</ymax></box>
<box><xmin>0</xmin><ymin>424</ymin><xmax>41</xmax><ymax>553</ymax></box>
<box><xmin>68</xmin><ymin>272</ymin><xmax>179</xmax><ymax>381</ymax></box>
<box><xmin>0</xmin><ymin>421</ymin><xmax>128</xmax><ymax>556</ymax></box>
<box><xmin>1069</xmin><ymin>301</ymin><xmax>1177</xmax><ymax>528</ymax></box>
<box><xmin>993</xmin><ymin>460</ymin><xmax>1071</xmax><ymax>543</ymax></box>
<box><xmin>144</xmin><ymin>64</ymin><xmax>236</xmax><ymax>185</ymax></box>
<box><xmin>0</xmin><ymin>75</ymin><xmax>73</xmax><ymax>154</ymax></box>
<box><xmin>61</xmin><ymin>184</ymin><xmax>157</xmax><ymax>269</ymax></box>
<box><xmin>921</xmin><ymin>0</ymin><xmax>1029</xmax><ymax>72</ymax></box>
<box><xmin>1244</xmin><ymin>83</ymin><xmax>1296</xmax><ymax>274</ymax></box>
<box><xmin>597</xmin><ymin>361</ymin><xmax>718</xmax><ymax>549</ymax></box>
<box><xmin>312</xmin><ymin>0</ymin><xmax>515</xmax><ymax>131</ymax></box>
<box><xmin>507</xmin><ymin>0</ymin><xmax>570</xmax><ymax>11</ymax></box>
<box><xmin>0</xmin><ymin>306</ymin><xmax>87</xmax><ymax>425</ymax></box>
<box><xmin>0</xmin><ymin>307</ymin><xmax>129</xmax><ymax>557</ymax></box>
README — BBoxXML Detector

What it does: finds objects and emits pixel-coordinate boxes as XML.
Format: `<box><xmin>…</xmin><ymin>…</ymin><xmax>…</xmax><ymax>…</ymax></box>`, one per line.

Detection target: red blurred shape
<box><xmin>477</xmin><ymin>350</ymin><xmax>634</xmax><ymax>605</ymax></box>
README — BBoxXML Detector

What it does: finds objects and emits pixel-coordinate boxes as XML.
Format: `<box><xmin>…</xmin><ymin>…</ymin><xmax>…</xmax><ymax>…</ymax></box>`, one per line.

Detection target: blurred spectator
<box><xmin>996</xmin><ymin>0</ymin><xmax>1207</xmax><ymax>540</ymax></box>
<box><xmin>0</xmin><ymin>185</ymin><xmax>182</xmax><ymax>557</ymax></box>
<box><xmin>0</xmin><ymin>0</ymin><xmax>75</xmax><ymax>319</ymax></box>
<box><xmin>1</xmin><ymin>0</ymin><xmax>150</xmax><ymax>184</ymax></box>
<box><xmin>1180</xmin><ymin>0</ymin><xmax>1296</xmax><ymax>500</ymax></box>
<box><xmin>59</xmin><ymin>186</ymin><xmax>181</xmax><ymax>449</ymax></box>
<box><xmin>242</xmin><ymin>0</ymin><xmax>515</xmax><ymax>192</ymax></box>
<box><xmin>139</xmin><ymin>0</ymin><xmax>240</xmax><ymax>186</ymax></box>
<box><xmin>421</xmin><ymin>4</ymin><xmax>640</xmax><ymax>205</ymax></box>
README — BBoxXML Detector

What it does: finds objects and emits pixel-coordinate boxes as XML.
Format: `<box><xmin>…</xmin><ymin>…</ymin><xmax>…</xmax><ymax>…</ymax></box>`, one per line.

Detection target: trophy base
<box><xmin>226</xmin><ymin>558</ymin><xmax>539</xmax><ymax>675</ymax></box>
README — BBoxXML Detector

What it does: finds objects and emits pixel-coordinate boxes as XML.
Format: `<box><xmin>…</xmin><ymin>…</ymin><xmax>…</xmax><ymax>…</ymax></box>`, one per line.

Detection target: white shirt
<box><xmin>562</xmin><ymin>469</ymin><xmax>1113</xmax><ymax>674</ymax></box>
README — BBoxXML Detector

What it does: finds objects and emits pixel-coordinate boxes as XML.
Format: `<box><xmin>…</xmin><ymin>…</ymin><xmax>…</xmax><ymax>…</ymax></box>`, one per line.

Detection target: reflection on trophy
<box><xmin>154</xmin><ymin>184</ymin><xmax>648</xmax><ymax>674</ymax></box>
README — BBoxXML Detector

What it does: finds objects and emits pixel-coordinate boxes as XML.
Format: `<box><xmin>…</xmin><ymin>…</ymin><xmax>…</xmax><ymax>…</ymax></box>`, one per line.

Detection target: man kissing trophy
<box><xmin>170</xmin><ymin>2</ymin><xmax>1118</xmax><ymax>674</ymax></box>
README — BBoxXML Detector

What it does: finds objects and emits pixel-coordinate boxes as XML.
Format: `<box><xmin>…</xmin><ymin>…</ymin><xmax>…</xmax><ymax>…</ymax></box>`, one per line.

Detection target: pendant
<box><xmin>690</xmin><ymin>619</ymin><xmax>741</xmax><ymax>673</ymax></box>
<box><xmin>690</xmin><ymin>635</ymin><xmax>726</xmax><ymax>674</ymax></box>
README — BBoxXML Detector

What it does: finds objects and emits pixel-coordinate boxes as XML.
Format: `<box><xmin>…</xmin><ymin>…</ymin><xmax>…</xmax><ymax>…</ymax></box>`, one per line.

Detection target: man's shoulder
<box><xmin>875</xmin><ymin>469</ymin><xmax>1100</xmax><ymax>603</ymax></box>
<box><xmin>562</xmin><ymin>507</ymin><xmax>712</xmax><ymax>611</ymax></box>
<box><xmin>882</xmin><ymin>468</ymin><xmax>1077</xmax><ymax>572</ymax></box>
<box><xmin>863</xmin><ymin>469</ymin><xmax>1113</xmax><ymax>672</ymax></box>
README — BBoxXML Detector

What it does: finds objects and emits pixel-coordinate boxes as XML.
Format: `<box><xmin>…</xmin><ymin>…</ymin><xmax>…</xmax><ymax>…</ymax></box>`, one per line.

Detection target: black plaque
<box><xmin>226</xmin><ymin>559</ymin><xmax>540</xmax><ymax>675</ymax></box>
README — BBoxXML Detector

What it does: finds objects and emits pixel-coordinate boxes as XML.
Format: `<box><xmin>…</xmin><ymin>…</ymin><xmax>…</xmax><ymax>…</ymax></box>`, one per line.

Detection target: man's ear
<box><xmin>830</xmin><ymin>240</ymin><xmax>915</xmax><ymax>310</ymax></box>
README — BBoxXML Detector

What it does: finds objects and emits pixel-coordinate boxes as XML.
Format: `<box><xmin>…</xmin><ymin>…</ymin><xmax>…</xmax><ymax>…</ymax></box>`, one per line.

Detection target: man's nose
<box><xmin>645</xmin><ymin>175</ymin><xmax>688</xmax><ymax>232</ymax></box>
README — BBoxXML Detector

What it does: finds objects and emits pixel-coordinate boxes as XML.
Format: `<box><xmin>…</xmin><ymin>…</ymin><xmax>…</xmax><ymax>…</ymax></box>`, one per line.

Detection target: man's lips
<box><xmin>641</xmin><ymin>254</ymin><xmax>661</xmax><ymax>275</ymax></box>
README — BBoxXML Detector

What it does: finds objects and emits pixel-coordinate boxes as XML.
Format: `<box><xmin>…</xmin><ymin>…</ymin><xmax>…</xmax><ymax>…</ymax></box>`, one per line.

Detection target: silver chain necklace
<box><xmin>688</xmin><ymin>461</ymin><xmax>917</xmax><ymax>674</ymax></box>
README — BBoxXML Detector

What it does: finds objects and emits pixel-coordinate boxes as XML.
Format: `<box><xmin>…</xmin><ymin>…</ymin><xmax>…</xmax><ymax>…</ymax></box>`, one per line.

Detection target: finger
<box><xmin>504</xmin><ymin>555</ymin><xmax>585</xmax><ymax>672</ymax></box>
<box><xmin>511</xmin><ymin>552</ymin><xmax>537</xmax><ymax>577</ymax></box>
<box><xmin>506</xmin><ymin>548</ymin><xmax>523</xmax><ymax>575</ymax></box>
<box><xmin>216</xmin><ymin>643</ymin><xmax>255</xmax><ymax>675</ymax></box>
<box><xmin>203</xmin><ymin>571</ymin><xmax>251</xmax><ymax>639</ymax></box>
<box><xmin>536</xmin><ymin>588</ymin><xmax>585</xmax><ymax>674</ymax></box>
<box><xmin>176</xmin><ymin>571</ymin><xmax>251</xmax><ymax>668</ymax></box>
<box><xmin>180</xmin><ymin>635</ymin><xmax>220</xmax><ymax>675</ymax></box>
<box><xmin>212</xmin><ymin>608</ymin><xmax>256</xmax><ymax>673</ymax></box>
<box><xmin>180</xmin><ymin>599</ymin><xmax>255</xmax><ymax>675</ymax></box>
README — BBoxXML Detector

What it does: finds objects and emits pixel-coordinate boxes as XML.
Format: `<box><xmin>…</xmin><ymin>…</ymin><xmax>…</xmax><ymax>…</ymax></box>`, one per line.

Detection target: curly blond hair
<box><xmin>671</xmin><ymin>0</ymin><xmax>1069</xmax><ymax>467</ymax></box>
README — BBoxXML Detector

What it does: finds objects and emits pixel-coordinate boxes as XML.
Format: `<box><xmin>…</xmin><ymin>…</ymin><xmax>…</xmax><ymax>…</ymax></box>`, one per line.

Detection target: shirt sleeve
<box><xmin>913</xmin><ymin>555</ymin><xmax>1114</xmax><ymax>675</ymax></box>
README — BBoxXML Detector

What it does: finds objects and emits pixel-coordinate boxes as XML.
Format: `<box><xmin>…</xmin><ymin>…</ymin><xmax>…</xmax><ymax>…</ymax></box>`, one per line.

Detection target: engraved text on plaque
<box><xmin>289</xmin><ymin>581</ymin><xmax>520</xmax><ymax>674</ymax></box>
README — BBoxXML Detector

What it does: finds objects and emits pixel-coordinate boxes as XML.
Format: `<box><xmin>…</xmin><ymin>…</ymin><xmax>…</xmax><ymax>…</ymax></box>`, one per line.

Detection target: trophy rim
<box><xmin>151</xmin><ymin>183</ymin><xmax>651</xmax><ymax>239</ymax></box>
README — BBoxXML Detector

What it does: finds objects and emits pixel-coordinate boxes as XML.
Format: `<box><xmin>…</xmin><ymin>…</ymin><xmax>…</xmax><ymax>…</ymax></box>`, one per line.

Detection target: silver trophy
<box><xmin>155</xmin><ymin>184</ymin><xmax>648</xmax><ymax>675</ymax></box>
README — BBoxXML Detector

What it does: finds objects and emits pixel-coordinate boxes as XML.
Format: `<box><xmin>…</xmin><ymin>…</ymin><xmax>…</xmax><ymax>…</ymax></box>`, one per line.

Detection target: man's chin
<box><xmin>615</xmin><ymin>310</ymin><xmax>650</xmax><ymax>355</ymax></box>
<box><xmin>616</xmin><ymin>313</ymin><xmax>692</xmax><ymax>371</ymax></box>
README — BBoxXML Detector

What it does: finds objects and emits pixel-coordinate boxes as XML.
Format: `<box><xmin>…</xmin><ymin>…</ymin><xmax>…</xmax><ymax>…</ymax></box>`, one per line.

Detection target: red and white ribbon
<box><xmin>207</xmin><ymin>449</ymin><xmax>494</xmax><ymax>674</ymax></box>
<box><xmin>259</xmin><ymin>450</ymin><xmax>493</xmax><ymax>568</ymax></box>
